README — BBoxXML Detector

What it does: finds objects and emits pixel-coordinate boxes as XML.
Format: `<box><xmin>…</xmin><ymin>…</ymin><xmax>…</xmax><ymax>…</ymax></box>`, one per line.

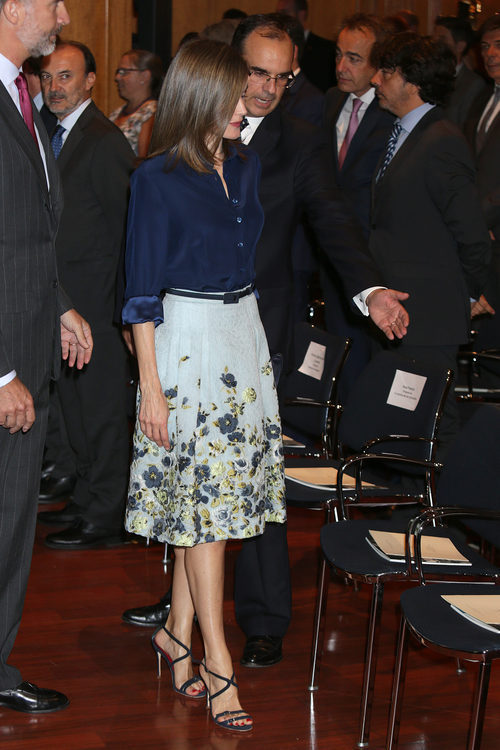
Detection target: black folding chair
<box><xmin>280</xmin><ymin>322</ymin><xmax>351</xmax><ymax>458</ymax></box>
<box><xmin>387</xmin><ymin>507</ymin><xmax>500</xmax><ymax>750</ymax></box>
<box><xmin>309</xmin><ymin>405</ymin><xmax>500</xmax><ymax>748</ymax></box>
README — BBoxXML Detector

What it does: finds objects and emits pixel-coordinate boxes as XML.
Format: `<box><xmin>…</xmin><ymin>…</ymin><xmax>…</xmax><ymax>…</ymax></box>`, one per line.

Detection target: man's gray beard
<box><xmin>28</xmin><ymin>36</ymin><xmax>57</xmax><ymax>57</ymax></box>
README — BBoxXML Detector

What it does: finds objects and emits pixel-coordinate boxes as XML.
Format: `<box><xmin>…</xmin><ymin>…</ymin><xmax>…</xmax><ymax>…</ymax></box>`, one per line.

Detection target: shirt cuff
<box><xmin>0</xmin><ymin>370</ymin><xmax>16</xmax><ymax>388</ymax></box>
<box><xmin>353</xmin><ymin>287</ymin><xmax>387</xmax><ymax>316</ymax></box>
<box><xmin>122</xmin><ymin>295</ymin><xmax>164</xmax><ymax>326</ymax></box>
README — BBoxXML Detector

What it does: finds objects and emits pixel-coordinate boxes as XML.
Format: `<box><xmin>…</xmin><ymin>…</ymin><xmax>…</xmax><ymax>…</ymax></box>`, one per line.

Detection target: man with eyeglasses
<box><xmin>121</xmin><ymin>12</ymin><xmax>410</xmax><ymax>669</ymax></box>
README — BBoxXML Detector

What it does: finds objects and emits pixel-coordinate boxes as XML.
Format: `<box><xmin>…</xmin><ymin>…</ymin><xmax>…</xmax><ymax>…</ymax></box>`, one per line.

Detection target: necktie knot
<box><xmin>51</xmin><ymin>124</ymin><xmax>66</xmax><ymax>159</ymax></box>
<box><xmin>15</xmin><ymin>72</ymin><xmax>38</xmax><ymax>147</ymax></box>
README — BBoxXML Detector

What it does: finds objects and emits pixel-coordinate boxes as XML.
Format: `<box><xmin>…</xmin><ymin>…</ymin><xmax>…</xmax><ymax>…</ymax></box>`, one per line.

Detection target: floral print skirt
<box><xmin>125</xmin><ymin>292</ymin><xmax>286</xmax><ymax>546</ymax></box>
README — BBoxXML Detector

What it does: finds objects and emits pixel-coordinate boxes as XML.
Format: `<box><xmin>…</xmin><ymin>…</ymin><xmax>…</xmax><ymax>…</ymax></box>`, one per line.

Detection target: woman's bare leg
<box><xmin>185</xmin><ymin>540</ymin><xmax>252</xmax><ymax>728</ymax></box>
<box><xmin>153</xmin><ymin>547</ymin><xmax>204</xmax><ymax>696</ymax></box>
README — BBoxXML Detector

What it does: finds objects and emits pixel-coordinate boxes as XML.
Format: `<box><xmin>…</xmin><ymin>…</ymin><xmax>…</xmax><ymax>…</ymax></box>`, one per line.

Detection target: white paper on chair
<box><xmin>442</xmin><ymin>595</ymin><xmax>500</xmax><ymax>634</ymax></box>
<box><xmin>386</xmin><ymin>369</ymin><xmax>427</xmax><ymax>411</ymax></box>
<box><xmin>298</xmin><ymin>342</ymin><xmax>326</xmax><ymax>380</ymax></box>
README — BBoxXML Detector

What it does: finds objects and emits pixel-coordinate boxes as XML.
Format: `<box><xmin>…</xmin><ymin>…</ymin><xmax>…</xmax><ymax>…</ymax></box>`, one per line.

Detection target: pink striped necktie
<box><xmin>15</xmin><ymin>72</ymin><xmax>39</xmax><ymax>149</ymax></box>
<box><xmin>338</xmin><ymin>97</ymin><xmax>362</xmax><ymax>169</ymax></box>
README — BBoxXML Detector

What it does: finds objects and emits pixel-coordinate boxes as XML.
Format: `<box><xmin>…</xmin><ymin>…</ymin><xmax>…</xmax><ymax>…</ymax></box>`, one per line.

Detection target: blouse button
<box><xmin>236</xmin><ymin>217</ymin><xmax>243</xmax><ymax>223</ymax></box>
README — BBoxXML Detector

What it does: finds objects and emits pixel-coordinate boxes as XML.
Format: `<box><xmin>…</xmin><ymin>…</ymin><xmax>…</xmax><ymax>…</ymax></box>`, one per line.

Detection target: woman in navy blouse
<box><xmin>122</xmin><ymin>40</ymin><xmax>285</xmax><ymax>732</ymax></box>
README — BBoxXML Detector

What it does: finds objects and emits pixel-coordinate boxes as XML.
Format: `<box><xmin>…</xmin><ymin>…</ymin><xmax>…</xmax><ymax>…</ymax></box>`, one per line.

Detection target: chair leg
<box><xmin>386</xmin><ymin>615</ymin><xmax>410</xmax><ymax>750</ymax></box>
<box><xmin>467</xmin><ymin>661</ymin><xmax>491</xmax><ymax>750</ymax></box>
<box><xmin>308</xmin><ymin>555</ymin><xmax>330</xmax><ymax>691</ymax></box>
<box><xmin>357</xmin><ymin>581</ymin><xmax>384</xmax><ymax>748</ymax></box>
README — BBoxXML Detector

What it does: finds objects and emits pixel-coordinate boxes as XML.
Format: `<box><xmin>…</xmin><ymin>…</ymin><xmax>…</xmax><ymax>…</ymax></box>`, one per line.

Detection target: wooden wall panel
<box><xmin>61</xmin><ymin>0</ymin><xmax>134</xmax><ymax>115</ymax></box>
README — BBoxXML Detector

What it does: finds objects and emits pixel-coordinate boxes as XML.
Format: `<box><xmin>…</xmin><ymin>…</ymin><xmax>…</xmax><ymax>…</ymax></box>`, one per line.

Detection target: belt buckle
<box><xmin>223</xmin><ymin>291</ymin><xmax>239</xmax><ymax>304</ymax></box>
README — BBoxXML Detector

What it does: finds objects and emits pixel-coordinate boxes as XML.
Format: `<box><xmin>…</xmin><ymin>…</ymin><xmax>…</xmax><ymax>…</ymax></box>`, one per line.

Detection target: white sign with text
<box><xmin>387</xmin><ymin>369</ymin><xmax>427</xmax><ymax>411</ymax></box>
<box><xmin>298</xmin><ymin>342</ymin><xmax>326</xmax><ymax>380</ymax></box>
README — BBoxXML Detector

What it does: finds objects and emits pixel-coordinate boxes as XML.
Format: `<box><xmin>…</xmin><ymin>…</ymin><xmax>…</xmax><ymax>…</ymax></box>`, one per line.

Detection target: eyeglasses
<box><xmin>115</xmin><ymin>67</ymin><xmax>144</xmax><ymax>77</ymax></box>
<box><xmin>248</xmin><ymin>68</ymin><xmax>295</xmax><ymax>89</ymax></box>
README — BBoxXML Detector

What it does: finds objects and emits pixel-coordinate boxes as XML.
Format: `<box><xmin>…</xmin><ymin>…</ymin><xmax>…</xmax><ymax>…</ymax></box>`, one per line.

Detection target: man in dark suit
<box><xmin>433</xmin><ymin>16</ymin><xmax>488</xmax><ymax>132</ymax></box>
<box><xmin>36</xmin><ymin>41</ymin><xmax>134</xmax><ymax>548</ymax></box>
<box><xmin>275</xmin><ymin>0</ymin><xmax>335</xmax><ymax>92</ymax></box>
<box><xmin>0</xmin><ymin>0</ymin><xmax>93</xmax><ymax>713</ymax></box>
<box><xmin>464</xmin><ymin>15</ymin><xmax>500</xmax><ymax>356</ymax></box>
<box><xmin>370</xmin><ymin>33</ymin><xmax>491</xmax><ymax>455</ymax></box>
<box><xmin>231</xmin><ymin>14</ymin><xmax>410</xmax><ymax>668</ymax></box>
<box><xmin>120</xmin><ymin>14</ymin><xmax>411</xmax><ymax>659</ymax></box>
<box><xmin>322</xmin><ymin>13</ymin><xmax>394</xmax><ymax>400</ymax></box>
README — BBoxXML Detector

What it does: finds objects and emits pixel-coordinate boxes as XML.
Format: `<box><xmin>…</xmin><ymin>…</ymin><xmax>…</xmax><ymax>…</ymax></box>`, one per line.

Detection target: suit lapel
<box><xmin>0</xmin><ymin>81</ymin><xmax>49</xmax><ymax>200</ymax></box>
<box><xmin>324</xmin><ymin>89</ymin><xmax>347</xmax><ymax>164</ymax></box>
<box><xmin>341</xmin><ymin>98</ymin><xmax>386</xmax><ymax>171</ymax></box>
<box><xmin>57</xmin><ymin>101</ymin><xmax>96</xmax><ymax>171</ymax></box>
<box><xmin>248</xmin><ymin>108</ymin><xmax>281</xmax><ymax>160</ymax></box>
<box><xmin>479</xmin><ymin>109</ymin><xmax>500</xmax><ymax>155</ymax></box>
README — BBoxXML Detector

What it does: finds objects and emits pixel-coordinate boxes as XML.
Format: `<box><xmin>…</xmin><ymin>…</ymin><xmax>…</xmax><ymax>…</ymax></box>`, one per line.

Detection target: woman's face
<box><xmin>115</xmin><ymin>54</ymin><xmax>149</xmax><ymax>101</ymax></box>
<box><xmin>222</xmin><ymin>96</ymin><xmax>247</xmax><ymax>140</ymax></box>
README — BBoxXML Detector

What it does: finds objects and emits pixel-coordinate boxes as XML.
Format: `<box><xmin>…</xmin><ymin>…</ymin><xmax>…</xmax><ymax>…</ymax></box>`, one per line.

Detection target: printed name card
<box><xmin>386</xmin><ymin>369</ymin><xmax>427</xmax><ymax>411</ymax></box>
<box><xmin>298</xmin><ymin>342</ymin><xmax>326</xmax><ymax>380</ymax></box>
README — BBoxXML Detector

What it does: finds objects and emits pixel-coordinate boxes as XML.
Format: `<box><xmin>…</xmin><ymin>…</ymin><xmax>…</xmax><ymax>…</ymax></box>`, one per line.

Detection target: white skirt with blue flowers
<box><xmin>125</xmin><ymin>291</ymin><xmax>286</xmax><ymax>547</ymax></box>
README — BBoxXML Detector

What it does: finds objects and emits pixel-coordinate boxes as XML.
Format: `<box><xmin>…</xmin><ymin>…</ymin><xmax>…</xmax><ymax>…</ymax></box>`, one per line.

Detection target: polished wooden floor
<box><xmin>3</xmin><ymin>505</ymin><xmax>500</xmax><ymax>749</ymax></box>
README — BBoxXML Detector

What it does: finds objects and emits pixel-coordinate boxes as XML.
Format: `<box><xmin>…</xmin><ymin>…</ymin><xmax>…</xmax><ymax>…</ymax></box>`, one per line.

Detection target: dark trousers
<box><xmin>56</xmin><ymin>328</ymin><xmax>129</xmax><ymax>529</ymax></box>
<box><xmin>0</xmin><ymin>386</ymin><xmax>49</xmax><ymax>689</ymax></box>
<box><xmin>234</xmin><ymin>521</ymin><xmax>292</xmax><ymax>638</ymax></box>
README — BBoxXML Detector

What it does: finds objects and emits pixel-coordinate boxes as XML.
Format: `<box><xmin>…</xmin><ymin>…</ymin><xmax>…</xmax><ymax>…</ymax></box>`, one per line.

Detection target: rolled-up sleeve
<box><xmin>122</xmin><ymin>165</ymin><xmax>168</xmax><ymax>326</ymax></box>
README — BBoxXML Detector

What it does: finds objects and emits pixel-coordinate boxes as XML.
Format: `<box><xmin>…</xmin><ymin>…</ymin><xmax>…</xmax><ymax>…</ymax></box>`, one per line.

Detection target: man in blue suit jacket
<box><xmin>322</xmin><ymin>14</ymin><xmax>394</xmax><ymax>399</ymax></box>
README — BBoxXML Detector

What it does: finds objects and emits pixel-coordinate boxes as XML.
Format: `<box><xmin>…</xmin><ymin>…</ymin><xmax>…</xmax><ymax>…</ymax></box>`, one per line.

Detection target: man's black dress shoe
<box><xmin>0</xmin><ymin>681</ymin><xmax>69</xmax><ymax>713</ymax></box>
<box><xmin>38</xmin><ymin>502</ymin><xmax>81</xmax><ymax>526</ymax></box>
<box><xmin>40</xmin><ymin>460</ymin><xmax>57</xmax><ymax>481</ymax></box>
<box><xmin>38</xmin><ymin>474</ymin><xmax>76</xmax><ymax>504</ymax></box>
<box><xmin>240</xmin><ymin>635</ymin><xmax>283</xmax><ymax>668</ymax></box>
<box><xmin>45</xmin><ymin>519</ymin><xmax>126</xmax><ymax>550</ymax></box>
<box><xmin>122</xmin><ymin>593</ymin><xmax>172</xmax><ymax>627</ymax></box>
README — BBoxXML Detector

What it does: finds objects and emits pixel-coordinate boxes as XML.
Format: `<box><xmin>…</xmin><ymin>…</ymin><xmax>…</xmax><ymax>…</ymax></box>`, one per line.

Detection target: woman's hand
<box><xmin>139</xmin><ymin>382</ymin><xmax>170</xmax><ymax>449</ymax></box>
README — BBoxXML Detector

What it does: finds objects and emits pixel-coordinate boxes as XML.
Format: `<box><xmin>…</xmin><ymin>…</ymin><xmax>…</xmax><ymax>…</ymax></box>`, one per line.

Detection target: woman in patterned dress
<box><xmin>122</xmin><ymin>40</ymin><xmax>285</xmax><ymax>732</ymax></box>
<box><xmin>110</xmin><ymin>49</ymin><xmax>163</xmax><ymax>158</ymax></box>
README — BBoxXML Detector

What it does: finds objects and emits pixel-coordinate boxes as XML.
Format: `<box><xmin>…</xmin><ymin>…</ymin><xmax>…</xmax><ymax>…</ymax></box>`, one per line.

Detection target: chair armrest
<box><xmin>408</xmin><ymin>507</ymin><xmax>500</xmax><ymax>584</ymax></box>
<box><xmin>284</xmin><ymin>397</ymin><xmax>337</xmax><ymax>409</ymax></box>
<box><xmin>336</xmin><ymin>453</ymin><xmax>442</xmax><ymax>520</ymax></box>
<box><xmin>362</xmin><ymin>434</ymin><xmax>433</xmax><ymax>452</ymax></box>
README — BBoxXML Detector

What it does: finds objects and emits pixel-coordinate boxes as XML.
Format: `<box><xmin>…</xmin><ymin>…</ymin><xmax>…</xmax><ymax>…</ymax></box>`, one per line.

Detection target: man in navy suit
<box><xmin>322</xmin><ymin>14</ymin><xmax>394</xmax><ymax>399</ymax></box>
<box><xmin>37</xmin><ymin>41</ymin><xmax>134</xmax><ymax>549</ymax></box>
<box><xmin>0</xmin><ymin>0</ymin><xmax>92</xmax><ymax>713</ymax></box>
<box><xmin>370</xmin><ymin>33</ymin><xmax>491</xmax><ymax>456</ymax></box>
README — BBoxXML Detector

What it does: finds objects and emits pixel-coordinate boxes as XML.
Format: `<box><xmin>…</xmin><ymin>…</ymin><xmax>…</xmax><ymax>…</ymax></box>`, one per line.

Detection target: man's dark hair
<box><xmin>270</xmin><ymin>13</ymin><xmax>305</xmax><ymax>58</ymax></box>
<box><xmin>222</xmin><ymin>8</ymin><xmax>247</xmax><ymax>20</ymax></box>
<box><xmin>56</xmin><ymin>40</ymin><xmax>96</xmax><ymax>75</ymax></box>
<box><xmin>232</xmin><ymin>14</ymin><xmax>291</xmax><ymax>54</ymax></box>
<box><xmin>376</xmin><ymin>32</ymin><xmax>456</xmax><ymax>106</ymax></box>
<box><xmin>339</xmin><ymin>13</ymin><xmax>388</xmax><ymax>47</ymax></box>
<box><xmin>478</xmin><ymin>14</ymin><xmax>500</xmax><ymax>39</ymax></box>
<box><xmin>434</xmin><ymin>15</ymin><xmax>474</xmax><ymax>53</ymax></box>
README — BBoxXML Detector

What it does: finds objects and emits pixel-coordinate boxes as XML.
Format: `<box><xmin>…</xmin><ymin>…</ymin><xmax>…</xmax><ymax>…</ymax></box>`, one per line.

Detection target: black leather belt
<box><xmin>165</xmin><ymin>285</ymin><xmax>254</xmax><ymax>304</ymax></box>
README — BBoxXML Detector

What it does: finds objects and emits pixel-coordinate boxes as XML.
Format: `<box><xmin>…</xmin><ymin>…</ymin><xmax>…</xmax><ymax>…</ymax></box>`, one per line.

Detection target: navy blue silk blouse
<box><xmin>122</xmin><ymin>146</ymin><xmax>264</xmax><ymax>325</ymax></box>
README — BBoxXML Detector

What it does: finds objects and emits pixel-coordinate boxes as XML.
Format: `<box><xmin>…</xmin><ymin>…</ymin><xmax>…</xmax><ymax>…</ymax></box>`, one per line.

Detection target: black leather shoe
<box><xmin>45</xmin><ymin>519</ymin><xmax>127</xmax><ymax>550</ymax></box>
<box><xmin>38</xmin><ymin>502</ymin><xmax>81</xmax><ymax>526</ymax></box>
<box><xmin>40</xmin><ymin>460</ymin><xmax>57</xmax><ymax>481</ymax></box>
<box><xmin>122</xmin><ymin>593</ymin><xmax>172</xmax><ymax>627</ymax></box>
<box><xmin>0</xmin><ymin>681</ymin><xmax>69</xmax><ymax>713</ymax></box>
<box><xmin>240</xmin><ymin>635</ymin><xmax>283</xmax><ymax>668</ymax></box>
<box><xmin>38</xmin><ymin>474</ymin><xmax>76</xmax><ymax>504</ymax></box>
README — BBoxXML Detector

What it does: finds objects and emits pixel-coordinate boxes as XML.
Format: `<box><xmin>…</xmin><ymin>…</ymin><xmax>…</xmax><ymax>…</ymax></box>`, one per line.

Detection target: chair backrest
<box><xmin>280</xmin><ymin>323</ymin><xmax>351</xmax><ymax>439</ymax></box>
<box><xmin>337</xmin><ymin>350</ymin><xmax>452</xmax><ymax>461</ymax></box>
<box><xmin>437</xmin><ymin>405</ymin><xmax>500</xmax><ymax>509</ymax></box>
